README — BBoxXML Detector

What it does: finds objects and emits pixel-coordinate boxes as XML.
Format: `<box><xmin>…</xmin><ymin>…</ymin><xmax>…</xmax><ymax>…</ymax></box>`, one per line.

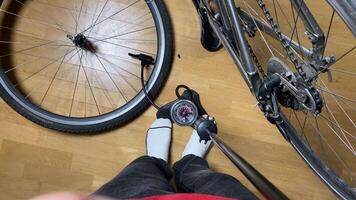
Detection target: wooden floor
<box><xmin>0</xmin><ymin>0</ymin><xmax>345</xmax><ymax>199</ymax></box>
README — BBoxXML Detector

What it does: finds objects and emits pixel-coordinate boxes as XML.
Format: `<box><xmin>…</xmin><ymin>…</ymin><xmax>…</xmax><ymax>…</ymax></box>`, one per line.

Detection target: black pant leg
<box><xmin>173</xmin><ymin>155</ymin><xmax>259</xmax><ymax>200</ymax></box>
<box><xmin>94</xmin><ymin>156</ymin><xmax>175</xmax><ymax>199</ymax></box>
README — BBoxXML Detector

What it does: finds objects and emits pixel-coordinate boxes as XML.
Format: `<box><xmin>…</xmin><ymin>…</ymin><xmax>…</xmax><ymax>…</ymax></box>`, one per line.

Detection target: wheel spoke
<box><xmin>93</xmin><ymin>53</ymin><xmax>128</xmax><ymax>102</ymax></box>
<box><xmin>13</xmin><ymin>0</ymin><xmax>71</xmax><ymax>35</ymax></box>
<box><xmin>85</xmin><ymin>53</ymin><xmax>116</xmax><ymax>110</ymax></box>
<box><xmin>286</xmin><ymin>0</ymin><xmax>304</xmax><ymax>60</ymax></box>
<box><xmin>69</xmin><ymin>50</ymin><xmax>84</xmax><ymax>116</ymax></box>
<box><xmin>86</xmin><ymin>0</ymin><xmax>101</xmax><ymax>37</ymax></box>
<box><xmin>91</xmin><ymin>26</ymin><xmax>155</xmax><ymax>43</ymax></box>
<box><xmin>75</xmin><ymin>0</ymin><xmax>85</xmax><ymax>34</ymax></box>
<box><xmin>15</xmin><ymin>47</ymin><xmax>76</xmax><ymax>86</ymax></box>
<box><xmin>0</xmin><ymin>25</ymin><xmax>69</xmax><ymax>44</ymax></box>
<box><xmin>242</xmin><ymin>0</ymin><xmax>274</xmax><ymax>56</ymax></box>
<box><xmin>317</xmin><ymin>88</ymin><xmax>355</xmax><ymax>153</ymax></box>
<box><xmin>294</xmin><ymin>110</ymin><xmax>312</xmax><ymax>148</ymax></box>
<box><xmin>332</xmin><ymin>46</ymin><xmax>356</xmax><ymax>65</ymax></box>
<box><xmin>274</xmin><ymin>0</ymin><xmax>294</xmax><ymax>30</ymax></box>
<box><xmin>81</xmin><ymin>0</ymin><xmax>140</xmax><ymax>34</ymax></box>
<box><xmin>83</xmin><ymin>52</ymin><xmax>116</xmax><ymax>109</ymax></box>
<box><xmin>31</xmin><ymin>0</ymin><xmax>148</xmax><ymax>28</ymax></box>
<box><xmin>319</xmin><ymin>78</ymin><xmax>356</xmax><ymax>128</ymax></box>
<box><xmin>95</xmin><ymin>53</ymin><xmax>139</xmax><ymax>93</ymax></box>
<box><xmin>25</xmin><ymin>49</ymin><xmax>81</xmax><ymax>99</ymax></box>
<box><xmin>39</xmin><ymin>48</ymin><xmax>73</xmax><ymax>106</ymax></box>
<box><xmin>0</xmin><ymin>40</ymin><xmax>60</xmax><ymax>58</ymax></box>
<box><xmin>316</xmin><ymin>87</ymin><xmax>356</xmax><ymax>104</ymax></box>
<box><xmin>318</xmin><ymin>86</ymin><xmax>356</xmax><ymax>112</ymax></box>
<box><xmin>323</xmin><ymin>10</ymin><xmax>335</xmax><ymax>56</ymax></box>
<box><xmin>308</xmin><ymin>117</ymin><xmax>354</xmax><ymax>175</ymax></box>
<box><xmin>0</xmin><ymin>8</ymin><xmax>69</xmax><ymax>34</ymax></box>
<box><xmin>5</xmin><ymin>55</ymin><xmax>42</xmax><ymax>74</ymax></box>
<box><xmin>323</xmin><ymin>119</ymin><xmax>355</xmax><ymax>155</ymax></box>
<box><xmin>77</xmin><ymin>50</ymin><xmax>101</xmax><ymax>115</ymax></box>
<box><xmin>301</xmin><ymin>112</ymin><xmax>312</xmax><ymax>147</ymax></box>
<box><xmin>272</xmin><ymin>0</ymin><xmax>279</xmax><ymax>26</ymax></box>
<box><xmin>330</xmin><ymin>68</ymin><xmax>356</xmax><ymax>77</ymax></box>
<box><xmin>94</xmin><ymin>39</ymin><xmax>154</xmax><ymax>56</ymax></box>
<box><xmin>95</xmin><ymin>51</ymin><xmax>146</xmax><ymax>68</ymax></box>
<box><xmin>319</xmin><ymin>114</ymin><xmax>356</xmax><ymax>140</ymax></box>
<box><xmin>87</xmin><ymin>35</ymin><xmax>157</xmax><ymax>43</ymax></box>
<box><xmin>95</xmin><ymin>53</ymin><xmax>144</xmax><ymax>80</ymax></box>
<box><xmin>69</xmin><ymin>8</ymin><xmax>80</xmax><ymax>34</ymax></box>
<box><xmin>87</xmin><ymin>0</ymin><xmax>109</xmax><ymax>37</ymax></box>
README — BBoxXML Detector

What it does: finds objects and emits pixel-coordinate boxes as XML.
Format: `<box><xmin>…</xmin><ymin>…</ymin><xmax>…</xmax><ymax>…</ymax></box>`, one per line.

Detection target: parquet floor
<box><xmin>1</xmin><ymin>0</ymin><xmax>351</xmax><ymax>199</ymax></box>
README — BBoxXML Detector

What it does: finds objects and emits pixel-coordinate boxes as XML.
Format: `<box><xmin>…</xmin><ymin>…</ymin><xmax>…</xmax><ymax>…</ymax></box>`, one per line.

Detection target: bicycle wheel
<box><xmin>0</xmin><ymin>0</ymin><xmax>173</xmax><ymax>133</ymax></box>
<box><xmin>234</xmin><ymin>0</ymin><xmax>355</xmax><ymax>199</ymax></box>
<box><xmin>203</xmin><ymin>0</ymin><xmax>355</xmax><ymax>199</ymax></box>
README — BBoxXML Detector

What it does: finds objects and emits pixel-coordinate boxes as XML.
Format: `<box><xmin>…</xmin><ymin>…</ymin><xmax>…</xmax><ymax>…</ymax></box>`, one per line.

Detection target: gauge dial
<box><xmin>170</xmin><ymin>100</ymin><xmax>198</xmax><ymax>126</ymax></box>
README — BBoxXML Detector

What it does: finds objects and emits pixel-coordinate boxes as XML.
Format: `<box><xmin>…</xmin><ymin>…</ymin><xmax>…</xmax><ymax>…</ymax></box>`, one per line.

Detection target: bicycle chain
<box><xmin>248</xmin><ymin>44</ymin><xmax>267</xmax><ymax>79</ymax></box>
<box><xmin>255</xmin><ymin>0</ymin><xmax>309</xmax><ymax>82</ymax></box>
<box><xmin>248</xmin><ymin>0</ymin><xmax>323</xmax><ymax>114</ymax></box>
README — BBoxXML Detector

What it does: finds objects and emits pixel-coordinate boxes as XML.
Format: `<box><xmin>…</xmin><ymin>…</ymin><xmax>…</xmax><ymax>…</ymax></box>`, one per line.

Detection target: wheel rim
<box><xmin>236</xmin><ymin>0</ymin><xmax>355</xmax><ymax>194</ymax></box>
<box><xmin>0</xmin><ymin>0</ymin><xmax>166</xmax><ymax>120</ymax></box>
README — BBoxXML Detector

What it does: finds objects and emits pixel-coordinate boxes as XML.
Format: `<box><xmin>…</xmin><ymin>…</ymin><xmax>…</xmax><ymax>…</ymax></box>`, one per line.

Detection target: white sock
<box><xmin>146</xmin><ymin>118</ymin><xmax>172</xmax><ymax>162</ymax></box>
<box><xmin>182</xmin><ymin>130</ymin><xmax>212</xmax><ymax>158</ymax></box>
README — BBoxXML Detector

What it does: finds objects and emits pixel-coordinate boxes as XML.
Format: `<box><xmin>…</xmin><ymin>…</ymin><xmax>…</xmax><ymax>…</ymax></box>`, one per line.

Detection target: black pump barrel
<box><xmin>207</xmin><ymin>130</ymin><xmax>289</xmax><ymax>200</ymax></box>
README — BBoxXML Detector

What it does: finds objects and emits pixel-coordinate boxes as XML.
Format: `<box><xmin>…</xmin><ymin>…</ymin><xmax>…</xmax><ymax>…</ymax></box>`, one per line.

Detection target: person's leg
<box><xmin>94</xmin><ymin>156</ymin><xmax>174</xmax><ymax>199</ymax></box>
<box><xmin>174</xmin><ymin>130</ymin><xmax>258</xmax><ymax>200</ymax></box>
<box><xmin>94</xmin><ymin>119</ymin><xmax>175</xmax><ymax>199</ymax></box>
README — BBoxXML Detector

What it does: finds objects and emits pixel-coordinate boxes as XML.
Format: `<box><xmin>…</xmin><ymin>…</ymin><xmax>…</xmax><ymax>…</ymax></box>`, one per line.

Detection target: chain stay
<box><xmin>255</xmin><ymin>0</ymin><xmax>309</xmax><ymax>82</ymax></box>
<box><xmin>244</xmin><ymin>0</ymin><xmax>323</xmax><ymax>114</ymax></box>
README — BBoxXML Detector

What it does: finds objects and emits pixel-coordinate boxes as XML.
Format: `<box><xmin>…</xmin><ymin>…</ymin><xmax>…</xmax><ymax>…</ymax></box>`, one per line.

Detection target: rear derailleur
<box><xmin>257</xmin><ymin>58</ymin><xmax>323</xmax><ymax>125</ymax></box>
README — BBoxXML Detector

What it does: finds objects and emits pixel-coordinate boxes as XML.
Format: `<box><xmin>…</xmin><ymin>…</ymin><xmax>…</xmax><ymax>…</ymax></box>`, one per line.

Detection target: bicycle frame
<box><xmin>201</xmin><ymin>0</ymin><xmax>326</xmax><ymax>96</ymax></box>
<box><xmin>200</xmin><ymin>2</ymin><xmax>356</xmax><ymax>198</ymax></box>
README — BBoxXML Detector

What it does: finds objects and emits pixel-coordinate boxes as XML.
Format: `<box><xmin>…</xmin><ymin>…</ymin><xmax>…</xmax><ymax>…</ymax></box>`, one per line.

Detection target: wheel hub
<box><xmin>73</xmin><ymin>34</ymin><xmax>87</xmax><ymax>47</ymax></box>
<box><xmin>67</xmin><ymin>34</ymin><xmax>96</xmax><ymax>53</ymax></box>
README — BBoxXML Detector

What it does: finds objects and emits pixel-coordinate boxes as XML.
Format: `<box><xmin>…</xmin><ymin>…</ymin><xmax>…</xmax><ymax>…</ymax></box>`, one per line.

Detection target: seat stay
<box><xmin>327</xmin><ymin>0</ymin><xmax>356</xmax><ymax>37</ymax></box>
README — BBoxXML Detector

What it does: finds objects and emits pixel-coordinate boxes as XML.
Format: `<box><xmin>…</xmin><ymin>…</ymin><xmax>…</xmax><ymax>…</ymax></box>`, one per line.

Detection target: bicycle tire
<box><xmin>0</xmin><ymin>0</ymin><xmax>173</xmax><ymax>133</ymax></box>
<box><xmin>278</xmin><ymin>114</ymin><xmax>356</xmax><ymax>200</ymax></box>
<box><xmin>201</xmin><ymin>0</ymin><xmax>355</xmax><ymax>199</ymax></box>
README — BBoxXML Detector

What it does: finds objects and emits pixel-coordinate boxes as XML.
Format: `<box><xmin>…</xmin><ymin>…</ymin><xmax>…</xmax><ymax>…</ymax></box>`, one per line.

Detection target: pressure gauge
<box><xmin>170</xmin><ymin>100</ymin><xmax>198</xmax><ymax>126</ymax></box>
